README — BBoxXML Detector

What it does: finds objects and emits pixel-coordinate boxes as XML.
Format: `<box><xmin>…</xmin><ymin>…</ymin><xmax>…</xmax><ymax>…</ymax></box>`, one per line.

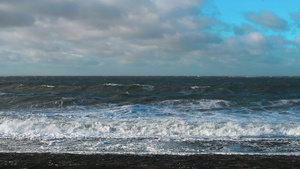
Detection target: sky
<box><xmin>0</xmin><ymin>0</ymin><xmax>300</xmax><ymax>76</ymax></box>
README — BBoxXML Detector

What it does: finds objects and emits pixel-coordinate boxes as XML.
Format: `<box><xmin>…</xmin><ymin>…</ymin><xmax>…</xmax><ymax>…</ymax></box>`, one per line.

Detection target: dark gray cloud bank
<box><xmin>0</xmin><ymin>0</ymin><xmax>299</xmax><ymax>75</ymax></box>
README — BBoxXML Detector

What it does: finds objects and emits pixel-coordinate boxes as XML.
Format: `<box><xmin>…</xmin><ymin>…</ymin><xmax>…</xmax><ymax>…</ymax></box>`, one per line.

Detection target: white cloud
<box><xmin>246</xmin><ymin>10</ymin><xmax>287</xmax><ymax>31</ymax></box>
<box><xmin>0</xmin><ymin>0</ymin><xmax>299</xmax><ymax>75</ymax></box>
<box><xmin>0</xmin><ymin>0</ymin><xmax>211</xmax><ymax>64</ymax></box>
<box><xmin>243</xmin><ymin>32</ymin><xmax>268</xmax><ymax>55</ymax></box>
<box><xmin>295</xmin><ymin>37</ymin><xmax>300</xmax><ymax>44</ymax></box>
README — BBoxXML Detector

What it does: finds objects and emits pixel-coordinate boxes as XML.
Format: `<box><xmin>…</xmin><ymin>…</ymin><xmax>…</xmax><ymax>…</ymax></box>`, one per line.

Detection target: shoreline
<box><xmin>1</xmin><ymin>153</ymin><xmax>300</xmax><ymax>168</ymax></box>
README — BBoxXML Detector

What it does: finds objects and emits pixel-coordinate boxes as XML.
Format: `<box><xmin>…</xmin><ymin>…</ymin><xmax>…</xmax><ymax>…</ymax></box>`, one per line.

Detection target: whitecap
<box><xmin>0</xmin><ymin>92</ymin><xmax>14</xmax><ymax>96</ymax></box>
<box><xmin>41</xmin><ymin>85</ymin><xmax>55</xmax><ymax>88</ymax></box>
<box><xmin>103</xmin><ymin>83</ymin><xmax>124</xmax><ymax>87</ymax></box>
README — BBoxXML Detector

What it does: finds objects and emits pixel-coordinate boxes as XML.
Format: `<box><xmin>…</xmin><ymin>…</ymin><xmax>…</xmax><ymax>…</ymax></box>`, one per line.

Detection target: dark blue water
<box><xmin>0</xmin><ymin>76</ymin><xmax>300</xmax><ymax>155</ymax></box>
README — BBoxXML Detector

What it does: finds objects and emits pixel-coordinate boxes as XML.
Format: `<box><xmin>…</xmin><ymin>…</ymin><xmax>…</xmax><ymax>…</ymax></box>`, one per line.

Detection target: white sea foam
<box><xmin>1</xmin><ymin>114</ymin><xmax>300</xmax><ymax>154</ymax></box>
<box><xmin>103</xmin><ymin>83</ymin><xmax>155</xmax><ymax>91</ymax></box>
<box><xmin>1</xmin><ymin>76</ymin><xmax>300</xmax><ymax>155</ymax></box>
<box><xmin>270</xmin><ymin>99</ymin><xmax>300</xmax><ymax>106</ymax></box>
<box><xmin>0</xmin><ymin>92</ymin><xmax>14</xmax><ymax>96</ymax></box>
<box><xmin>191</xmin><ymin>86</ymin><xmax>211</xmax><ymax>90</ymax></box>
<box><xmin>159</xmin><ymin>99</ymin><xmax>233</xmax><ymax>110</ymax></box>
<box><xmin>2</xmin><ymin>98</ymin><xmax>298</xmax><ymax>138</ymax></box>
<box><xmin>140</xmin><ymin>84</ymin><xmax>155</xmax><ymax>91</ymax></box>
<box><xmin>1</xmin><ymin>98</ymin><xmax>300</xmax><ymax>154</ymax></box>
<box><xmin>103</xmin><ymin>83</ymin><xmax>124</xmax><ymax>87</ymax></box>
<box><xmin>41</xmin><ymin>85</ymin><xmax>55</xmax><ymax>88</ymax></box>
<box><xmin>127</xmin><ymin>84</ymin><xmax>155</xmax><ymax>91</ymax></box>
<box><xmin>1</xmin><ymin>112</ymin><xmax>300</xmax><ymax>140</ymax></box>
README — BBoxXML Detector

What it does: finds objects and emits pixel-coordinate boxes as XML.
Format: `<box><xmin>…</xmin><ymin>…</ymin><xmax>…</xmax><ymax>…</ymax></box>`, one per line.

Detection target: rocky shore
<box><xmin>0</xmin><ymin>153</ymin><xmax>300</xmax><ymax>168</ymax></box>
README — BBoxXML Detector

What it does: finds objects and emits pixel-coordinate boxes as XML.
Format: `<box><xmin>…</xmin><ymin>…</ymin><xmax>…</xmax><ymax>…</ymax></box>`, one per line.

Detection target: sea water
<box><xmin>0</xmin><ymin>76</ymin><xmax>300</xmax><ymax>155</ymax></box>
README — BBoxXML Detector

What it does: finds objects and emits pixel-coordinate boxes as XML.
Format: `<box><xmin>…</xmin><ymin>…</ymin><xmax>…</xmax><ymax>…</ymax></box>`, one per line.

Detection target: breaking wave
<box><xmin>1</xmin><ymin>76</ymin><xmax>300</xmax><ymax>155</ymax></box>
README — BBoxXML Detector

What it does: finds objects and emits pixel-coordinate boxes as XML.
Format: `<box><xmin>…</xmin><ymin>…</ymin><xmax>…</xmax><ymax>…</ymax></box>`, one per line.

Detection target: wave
<box><xmin>127</xmin><ymin>84</ymin><xmax>155</xmax><ymax>91</ymax></box>
<box><xmin>1</xmin><ymin>109</ymin><xmax>299</xmax><ymax>140</ymax></box>
<box><xmin>1</xmin><ymin>97</ymin><xmax>300</xmax><ymax>155</ymax></box>
<box><xmin>103</xmin><ymin>83</ymin><xmax>155</xmax><ymax>92</ymax></box>
<box><xmin>191</xmin><ymin>86</ymin><xmax>211</xmax><ymax>90</ymax></box>
<box><xmin>0</xmin><ymin>92</ymin><xmax>14</xmax><ymax>96</ymax></box>
<box><xmin>264</xmin><ymin>99</ymin><xmax>300</xmax><ymax>106</ymax></box>
<box><xmin>158</xmin><ymin>99</ymin><xmax>233</xmax><ymax>109</ymax></box>
<box><xmin>1</xmin><ymin>113</ymin><xmax>300</xmax><ymax>154</ymax></box>
<box><xmin>103</xmin><ymin>83</ymin><xmax>124</xmax><ymax>87</ymax></box>
<box><xmin>1</xmin><ymin>98</ymin><xmax>299</xmax><ymax>120</ymax></box>
<box><xmin>1</xmin><ymin>76</ymin><xmax>300</xmax><ymax>154</ymax></box>
<box><xmin>40</xmin><ymin>85</ymin><xmax>55</xmax><ymax>88</ymax></box>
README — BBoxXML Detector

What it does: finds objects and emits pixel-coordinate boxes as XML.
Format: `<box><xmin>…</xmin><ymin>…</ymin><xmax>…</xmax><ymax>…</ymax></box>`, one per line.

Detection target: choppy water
<box><xmin>0</xmin><ymin>76</ymin><xmax>300</xmax><ymax>155</ymax></box>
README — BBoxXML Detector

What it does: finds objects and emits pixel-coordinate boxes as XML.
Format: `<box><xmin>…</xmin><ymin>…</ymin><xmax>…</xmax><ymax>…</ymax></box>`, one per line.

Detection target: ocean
<box><xmin>0</xmin><ymin>76</ymin><xmax>300</xmax><ymax>155</ymax></box>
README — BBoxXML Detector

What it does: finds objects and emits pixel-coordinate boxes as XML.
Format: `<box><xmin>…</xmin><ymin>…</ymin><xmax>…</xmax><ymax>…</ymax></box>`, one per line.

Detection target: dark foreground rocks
<box><xmin>0</xmin><ymin>153</ymin><xmax>299</xmax><ymax>169</ymax></box>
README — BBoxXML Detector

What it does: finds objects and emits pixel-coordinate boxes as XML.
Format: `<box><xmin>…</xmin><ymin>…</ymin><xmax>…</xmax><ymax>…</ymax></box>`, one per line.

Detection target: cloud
<box><xmin>0</xmin><ymin>0</ymin><xmax>299</xmax><ymax>75</ymax></box>
<box><xmin>0</xmin><ymin>0</ymin><xmax>213</xmax><ymax>64</ymax></box>
<box><xmin>291</xmin><ymin>13</ymin><xmax>300</xmax><ymax>21</ymax></box>
<box><xmin>295</xmin><ymin>37</ymin><xmax>300</xmax><ymax>44</ymax></box>
<box><xmin>290</xmin><ymin>12</ymin><xmax>300</xmax><ymax>28</ymax></box>
<box><xmin>245</xmin><ymin>10</ymin><xmax>287</xmax><ymax>31</ymax></box>
<box><xmin>233</xmin><ymin>24</ymin><xmax>257</xmax><ymax>35</ymax></box>
<box><xmin>200</xmin><ymin>32</ymin><xmax>270</xmax><ymax>59</ymax></box>
<box><xmin>0</xmin><ymin>10</ymin><xmax>34</xmax><ymax>28</ymax></box>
